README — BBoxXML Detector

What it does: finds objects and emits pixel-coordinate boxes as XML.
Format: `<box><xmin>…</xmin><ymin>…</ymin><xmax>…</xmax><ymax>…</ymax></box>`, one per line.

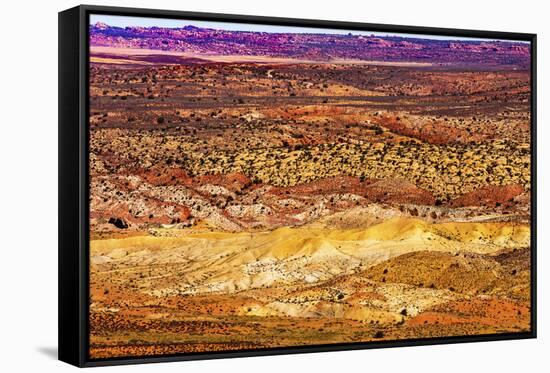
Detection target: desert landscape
<box><xmin>87</xmin><ymin>18</ymin><xmax>532</xmax><ymax>359</ymax></box>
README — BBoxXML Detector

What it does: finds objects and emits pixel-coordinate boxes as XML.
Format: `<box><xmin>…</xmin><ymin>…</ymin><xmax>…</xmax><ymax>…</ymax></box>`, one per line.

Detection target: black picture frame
<box><xmin>59</xmin><ymin>4</ymin><xmax>537</xmax><ymax>367</ymax></box>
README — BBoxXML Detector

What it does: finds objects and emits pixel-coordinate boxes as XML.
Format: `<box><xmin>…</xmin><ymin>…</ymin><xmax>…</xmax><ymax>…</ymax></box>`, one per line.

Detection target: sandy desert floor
<box><xmin>87</xmin><ymin>40</ymin><xmax>532</xmax><ymax>358</ymax></box>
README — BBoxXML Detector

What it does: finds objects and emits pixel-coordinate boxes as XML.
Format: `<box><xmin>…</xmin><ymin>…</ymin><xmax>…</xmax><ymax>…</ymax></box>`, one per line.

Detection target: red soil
<box><xmin>268</xmin><ymin>176</ymin><xmax>435</xmax><ymax>205</ymax></box>
<box><xmin>450</xmin><ymin>184</ymin><xmax>524</xmax><ymax>207</ymax></box>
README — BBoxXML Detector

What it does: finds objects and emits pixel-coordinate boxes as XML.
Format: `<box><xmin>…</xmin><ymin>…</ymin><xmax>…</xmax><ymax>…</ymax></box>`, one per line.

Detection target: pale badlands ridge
<box><xmin>90</xmin><ymin>214</ymin><xmax>529</xmax><ymax>323</ymax></box>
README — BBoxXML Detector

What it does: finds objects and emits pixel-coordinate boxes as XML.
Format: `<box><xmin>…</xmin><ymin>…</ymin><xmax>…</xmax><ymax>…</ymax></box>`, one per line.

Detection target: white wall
<box><xmin>0</xmin><ymin>0</ymin><xmax>546</xmax><ymax>371</ymax></box>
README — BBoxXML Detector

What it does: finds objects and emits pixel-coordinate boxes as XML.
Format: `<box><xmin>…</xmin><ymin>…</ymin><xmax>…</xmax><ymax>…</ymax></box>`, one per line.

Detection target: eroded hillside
<box><xmin>87</xmin><ymin>29</ymin><xmax>532</xmax><ymax>358</ymax></box>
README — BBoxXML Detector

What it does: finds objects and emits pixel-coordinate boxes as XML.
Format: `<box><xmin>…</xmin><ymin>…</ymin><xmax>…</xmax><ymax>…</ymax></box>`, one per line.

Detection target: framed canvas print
<box><xmin>58</xmin><ymin>5</ymin><xmax>536</xmax><ymax>367</ymax></box>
